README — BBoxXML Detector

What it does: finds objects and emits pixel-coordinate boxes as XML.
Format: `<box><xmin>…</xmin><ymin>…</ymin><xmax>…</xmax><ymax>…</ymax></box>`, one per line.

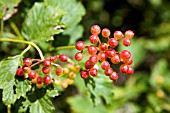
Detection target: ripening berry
<box><xmin>125</xmin><ymin>30</ymin><xmax>134</xmax><ymax>39</ymax></box>
<box><xmin>120</xmin><ymin>50</ymin><xmax>131</xmax><ymax>60</ymax></box>
<box><xmin>102</xmin><ymin>28</ymin><xmax>111</xmax><ymax>38</ymax></box>
<box><xmin>106</xmin><ymin>48</ymin><xmax>116</xmax><ymax>58</ymax></box>
<box><xmin>114</xmin><ymin>31</ymin><xmax>123</xmax><ymax>40</ymax></box>
<box><xmin>59</xmin><ymin>54</ymin><xmax>68</xmax><ymax>62</ymax></box>
<box><xmin>98</xmin><ymin>43</ymin><xmax>108</xmax><ymax>51</ymax></box>
<box><xmin>85</xmin><ymin>60</ymin><xmax>94</xmax><ymax>69</ymax></box>
<box><xmin>89</xmin><ymin>55</ymin><xmax>98</xmax><ymax>65</ymax></box>
<box><xmin>28</xmin><ymin>70</ymin><xmax>37</xmax><ymax>79</ymax></box>
<box><xmin>53</xmin><ymin>79</ymin><xmax>61</xmax><ymax>86</ymax></box>
<box><xmin>98</xmin><ymin>51</ymin><xmax>107</xmax><ymax>61</ymax></box>
<box><xmin>22</xmin><ymin>66</ymin><xmax>31</xmax><ymax>73</ymax></box>
<box><xmin>67</xmin><ymin>64</ymin><xmax>74</xmax><ymax>70</ymax></box>
<box><xmin>73</xmin><ymin>64</ymin><xmax>80</xmax><ymax>72</ymax></box>
<box><xmin>109</xmin><ymin>72</ymin><xmax>118</xmax><ymax>81</ymax></box>
<box><xmin>101</xmin><ymin>61</ymin><xmax>110</xmax><ymax>70</ymax></box>
<box><xmin>43</xmin><ymin>59</ymin><xmax>51</xmax><ymax>67</ymax></box>
<box><xmin>37</xmin><ymin>76</ymin><xmax>43</xmax><ymax>84</ymax></box>
<box><xmin>87</xmin><ymin>46</ymin><xmax>98</xmax><ymax>55</ymax></box>
<box><xmin>75</xmin><ymin>52</ymin><xmax>84</xmax><ymax>61</ymax></box>
<box><xmin>122</xmin><ymin>38</ymin><xmax>131</xmax><ymax>46</ymax></box>
<box><xmin>90</xmin><ymin>35</ymin><xmax>99</xmax><ymax>44</ymax></box>
<box><xmin>36</xmin><ymin>83</ymin><xmax>43</xmax><ymax>89</ymax></box>
<box><xmin>80</xmin><ymin>70</ymin><xmax>89</xmax><ymax>79</ymax></box>
<box><xmin>104</xmin><ymin>67</ymin><xmax>113</xmax><ymax>76</ymax></box>
<box><xmin>56</xmin><ymin>67</ymin><xmax>63</xmax><ymax>76</ymax></box>
<box><xmin>108</xmin><ymin>38</ymin><xmax>118</xmax><ymax>48</ymax></box>
<box><xmin>31</xmin><ymin>78</ymin><xmax>37</xmax><ymax>84</ymax></box>
<box><xmin>91</xmin><ymin>25</ymin><xmax>101</xmax><ymax>35</ymax></box>
<box><xmin>16</xmin><ymin>68</ymin><xmax>24</xmax><ymax>76</ymax></box>
<box><xmin>111</xmin><ymin>54</ymin><xmax>121</xmax><ymax>64</ymax></box>
<box><xmin>119</xmin><ymin>64</ymin><xmax>128</xmax><ymax>74</ymax></box>
<box><xmin>69</xmin><ymin>71</ymin><xmax>76</xmax><ymax>79</ymax></box>
<box><xmin>66</xmin><ymin>78</ymin><xmax>74</xmax><ymax>85</ymax></box>
<box><xmin>50</xmin><ymin>56</ymin><xmax>58</xmax><ymax>62</ymax></box>
<box><xmin>126</xmin><ymin>65</ymin><xmax>134</xmax><ymax>75</ymax></box>
<box><xmin>89</xmin><ymin>68</ymin><xmax>98</xmax><ymax>76</ymax></box>
<box><xmin>23</xmin><ymin>58</ymin><xmax>32</xmax><ymax>67</ymax></box>
<box><xmin>42</xmin><ymin>67</ymin><xmax>51</xmax><ymax>74</ymax></box>
<box><xmin>123</xmin><ymin>56</ymin><xmax>133</xmax><ymax>65</ymax></box>
<box><xmin>76</xmin><ymin>41</ymin><xmax>85</xmax><ymax>51</ymax></box>
<box><xmin>43</xmin><ymin>75</ymin><xmax>52</xmax><ymax>85</ymax></box>
<box><xmin>61</xmin><ymin>81</ymin><xmax>68</xmax><ymax>88</ymax></box>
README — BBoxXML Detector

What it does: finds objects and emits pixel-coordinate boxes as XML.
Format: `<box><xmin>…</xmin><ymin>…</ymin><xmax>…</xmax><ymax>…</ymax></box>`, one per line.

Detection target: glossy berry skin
<box><xmin>102</xmin><ymin>28</ymin><xmax>111</xmax><ymax>38</ymax></box>
<box><xmin>28</xmin><ymin>70</ymin><xmax>37</xmax><ymax>79</ymax></box>
<box><xmin>125</xmin><ymin>30</ymin><xmax>134</xmax><ymax>39</ymax></box>
<box><xmin>114</xmin><ymin>31</ymin><xmax>123</xmax><ymax>40</ymax></box>
<box><xmin>90</xmin><ymin>68</ymin><xmax>98</xmax><ymax>76</ymax></box>
<box><xmin>43</xmin><ymin>59</ymin><xmax>51</xmax><ymax>67</ymax></box>
<box><xmin>108</xmin><ymin>38</ymin><xmax>118</xmax><ymax>48</ymax></box>
<box><xmin>37</xmin><ymin>76</ymin><xmax>43</xmax><ymax>84</ymax></box>
<box><xmin>111</xmin><ymin>54</ymin><xmax>121</xmax><ymax>64</ymax></box>
<box><xmin>56</xmin><ymin>67</ymin><xmax>63</xmax><ymax>76</ymax></box>
<box><xmin>122</xmin><ymin>38</ymin><xmax>131</xmax><ymax>46</ymax></box>
<box><xmin>124</xmin><ymin>56</ymin><xmax>133</xmax><ymax>65</ymax></box>
<box><xmin>23</xmin><ymin>58</ymin><xmax>32</xmax><ymax>67</ymax></box>
<box><xmin>87</xmin><ymin>46</ymin><xmax>98</xmax><ymax>55</ymax></box>
<box><xmin>104</xmin><ymin>67</ymin><xmax>113</xmax><ymax>76</ymax></box>
<box><xmin>98</xmin><ymin>52</ymin><xmax>107</xmax><ymax>61</ymax></box>
<box><xmin>91</xmin><ymin>25</ymin><xmax>101</xmax><ymax>35</ymax></box>
<box><xmin>61</xmin><ymin>81</ymin><xmax>68</xmax><ymax>88</ymax></box>
<box><xmin>80</xmin><ymin>70</ymin><xmax>89</xmax><ymax>79</ymax></box>
<box><xmin>85</xmin><ymin>60</ymin><xmax>94</xmax><ymax>69</ymax></box>
<box><xmin>43</xmin><ymin>75</ymin><xmax>52</xmax><ymax>85</ymax></box>
<box><xmin>106</xmin><ymin>48</ymin><xmax>116</xmax><ymax>58</ymax></box>
<box><xmin>120</xmin><ymin>50</ymin><xmax>131</xmax><ymax>60</ymax></box>
<box><xmin>36</xmin><ymin>83</ymin><xmax>43</xmax><ymax>89</ymax></box>
<box><xmin>109</xmin><ymin>72</ymin><xmax>118</xmax><ymax>81</ymax></box>
<box><xmin>75</xmin><ymin>52</ymin><xmax>83</xmax><ymax>61</ymax></box>
<box><xmin>50</xmin><ymin>56</ymin><xmax>58</xmax><ymax>62</ymax></box>
<box><xmin>126</xmin><ymin>65</ymin><xmax>134</xmax><ymax>75</ymax></box>
<box><xmin>69</xmin><ymin>71</ymin><xmax>76</xmax><ymax>79</ymax></box>
<box><xmin>22</xmin><ymin>66</ymin><xmax>31</xmax><ymax>73</ymax></box>
<box><xmin>16</xmin><ymin>68</ymin><xmax>24</xmax><ymax>76</ymax></box>
<box><xmin>42</xmin><ymin>67</ymin><xmax>51</xmax><ymax>74</ymax></box>
<box><xmin>59</xmin><ymin>54</ymin><xmax>68</xmax><ymax>62</ymax></box>
<box><xmin>98</xmin><ymin>43</ymin><xmax>108</xmax><ymax>51</ymax></box>
<box><xmin>119</xmin><ymin>64</ymin><xmax>129</xmax><ymax>74</ymax></box>
<box><xmin>101</xmin><ymin>61</ymin><xmax>110</xmax><ymax>70</ymax></box>
<box><xmin>89</xmin><ymin>55</ymin><xmax>98</xmax><ymax>65</ymax></box>
<box><xmin>76</xmin><ymin>41</ymin><xmax>85</xmax><ymax>51</ymax></box>
<box><xmin>90</xmin><ymin>35</ymin><xmax>99</xmax><ymax>44</ymax></box>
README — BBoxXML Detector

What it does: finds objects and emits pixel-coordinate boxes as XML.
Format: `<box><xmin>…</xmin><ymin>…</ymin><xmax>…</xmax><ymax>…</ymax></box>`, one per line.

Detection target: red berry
<box><xmin>91</xmin><ymin>25</ymin><xmax>101</xmax><ymax>35</ymax></box>
<box><xmin>75</xmin><ymin>52</ymin><xmax>83</xmax><ymax>61</ymax></box>
<box><xmin>98</xmin><ymin>43</ymin><xmax>108</xmax><ymax>51</ymax></box>
<box><xmin>28</xmin><ymin>70</ymin><xmax>37</xmax><ymax>79</ymax></box>
<box><xmin>16</xmin><ymin>68</ymin><xmax>24</xmax><ymax>76</ymax></box>
<box><xmin>108</xmin><ymin>38</ymin><xmax>118</xmax><ymax>48</ymax></box>
<box><xmin>43</xmin><ymin>75</ymin><xmax>52</xmax><ymax>85</ymax></box>
<box><xmin>122</xmin><ymin>38</ymin><xmax>131</xmax><ymax>46</ymax></box>
<box><xmin>119</xmin><ymin>64</ymin><xmax>128</xmax><ymax>74</ymax></box>
<box><xmin>56</xmin><ymin>67</ymin><xmax>63</xmax><ymax>76</ymax></box>
<box><xmin>98</xmin><ymin>52</ymin><xmax>107</xmax><ymax>61</ymax></box>
<box><xmin>85</xmin><ymin>60</ymin><xmax>94</xmax><ymax>69</ymax></box>
<box><xmin>104</xmin><ymin>67</ymin><xmax>113</xmax><ymax>76</ymax></box>
<box><xmin>101</xmin><ymin>61</ymin><xmax>110</xmax><ymax>70</ymax></box>
<box><xmin>50</xmin><ymin>56</ymin><xmax>58</xmax><ymax>62</ymax></box>
<box><xmin>76</xmin><ymin>41</ymin><xmax>85</xmax><ymax>51</ymax></box>
<box><xmin>106</xmin><ymin>48</ymin><xmax>116</xmax><ymax>58</ymax></box>
<box><xmin>22</xmin><ymin>66</ymin><xmax>31</xmax><ymax>73</ymax></box>
<box><xmin>89</xmin><ymin>68</ymin><xmax>98</xmax><ymax>76</ymax></box>
<box><xmin>23</xmin><ymin>58</ymin><xmax>32</xmax><ymax>67</ymax></box>
<box><xmin>111</xmin><ymin>54</ymin><xmax>121</xmax><ymax>64</ymax></box>
<box><xmin>125</xmin><ymin>30</ymin><xmax>134</xmax><ymax>39</ymax></box>
<box><xmin>102</xmin><ymin>28</ymin><xmax>111</xmax><ymax>38</ymax></box>
<box><xmin>109</xmin><ymin>72</ymin><xmax>118</xmax><ymax>81</ymax></box>
<box><xmin>43</xmin><ymin>59</ymin><xmax>51</xmax><ymax>67</ymax></box>
<box><xmin>126</xmin><ymin>65</ymin><xmax>134</xmax><ymax>75</ymax></box>
<box><xmin>42</xmin><ymin>67</ymin><xmax>51</xmax><ymax>74</ymax></box>
<box><xmin>120</xmin><ymin>50</ymin><xmax>131</xmax><ymax>60</ymax></box>
<box><xmin>80</xmin><ymin>70</ymin><xmax>89</xmax><ymax>79</ymax></box>
<box><xmin>124</xmin><ymin>56</ymin><xmax>133</xmax><ymax>65</ymax></box>
<box><xmin>114</xmin><ymin>31</ymin><xmax>123</xmax><ymax>40</ymax></box>
<box><xmin>59</xmin><ymin>54</ymin><xmax>68</xmax><ymax>62</ymax></box>
<box><xmin>37</xmin><ymin>76</ymin><xmax>43</xmax><ymax>84</ymax></box>
<box><xmin>87</xmin><ymin>46</ymin><xmax>98</xmax><ymax>55</ymax></box>
<box><xmin>90</xmin><ymin>35</ymin><xmax>99</xmax><ymax>44</ymax></box>
<box><xmin>89</xmin><ymin>55</ymin><xmax>98</xmax><ymax>65</ymax></box>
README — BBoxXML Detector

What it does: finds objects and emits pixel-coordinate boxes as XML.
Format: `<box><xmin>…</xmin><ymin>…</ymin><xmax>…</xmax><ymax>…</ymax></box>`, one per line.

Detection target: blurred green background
<box><xmin>0</xmin><ymin>0</ymin><xmax>170</xmax><ymax>113</ymax></box>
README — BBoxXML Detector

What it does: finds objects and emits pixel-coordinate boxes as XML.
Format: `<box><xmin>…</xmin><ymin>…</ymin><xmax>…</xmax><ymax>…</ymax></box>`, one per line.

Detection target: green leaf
<box><xmin>19</xmin><ymin>99</ymin><xmax>31</xmax><ymax>113</ymax></box>
<box><xmin>16</xmin><ymin>79</ymin><xmax>32</xmax><ymax>99</ymax></box>
<box><xmin>46</xmin><ymin>88</ymin><xmax>59</xmax><ymax>98</ymax></box>
<box><xmin>21</xmin><ymin>2</ymin><xmax>66</xmax><ymax>42</ymax></box>
<box><xmin>45</xmin><ymin>0</ymin><xmax>86</xmax><ymax>44</ymax></box>
<box><xmin>0</xmin><ymin>0</ymin><xmax>21</xmax><ymax>20</ymax></box>
<box><xmin>29</xmin><ymin>96</ymin><xmax>55</xmax><ymax>113</ymax></box>
<box><xmin>0</xmin><ymin>55</ymin><xmax>22</xmax><ymax>105</ymax></box>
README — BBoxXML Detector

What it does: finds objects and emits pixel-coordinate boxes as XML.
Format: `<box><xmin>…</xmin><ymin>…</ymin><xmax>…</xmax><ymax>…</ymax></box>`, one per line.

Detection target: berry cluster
<box><xmin>75</xmin><ymin>25</ymin><xmax>134</xmax><ymax>81</ymax></box>
<box><xmin>16</xmin><ymin>54</ymin><xmax>80</xmax><ymax>89</ymax></box>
